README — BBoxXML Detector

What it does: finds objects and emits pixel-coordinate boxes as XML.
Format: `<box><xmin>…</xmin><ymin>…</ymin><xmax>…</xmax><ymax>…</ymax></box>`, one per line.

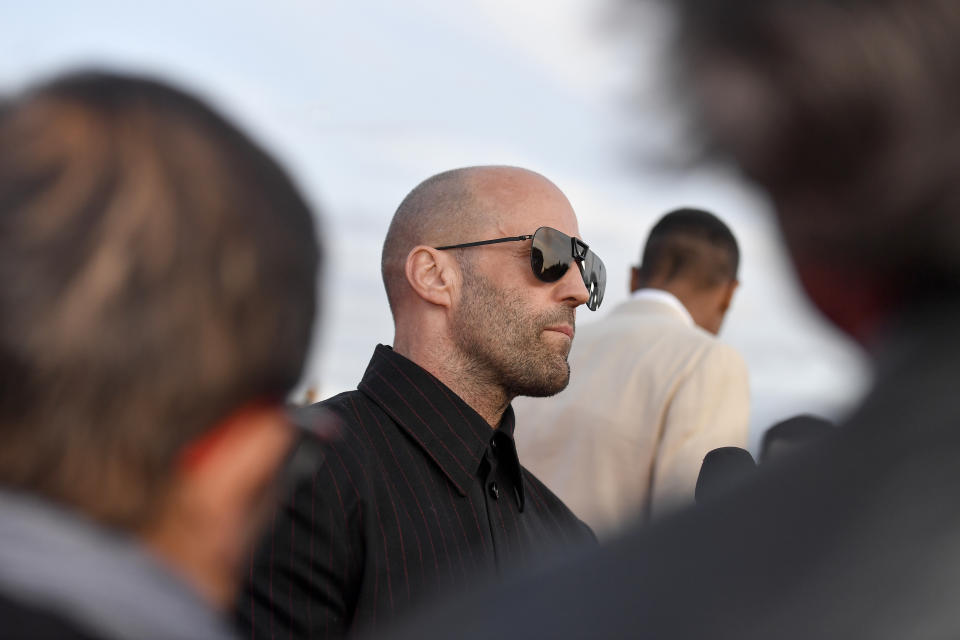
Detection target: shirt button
<box><xmin>488</xmin><ymin>482</ymin><xmax>500</xmax><ymax>500</ymax></box>
<box><xmin>490</xmin><ymin>439</ymin><xmax>498</xmax><ymax>451</ymax></box>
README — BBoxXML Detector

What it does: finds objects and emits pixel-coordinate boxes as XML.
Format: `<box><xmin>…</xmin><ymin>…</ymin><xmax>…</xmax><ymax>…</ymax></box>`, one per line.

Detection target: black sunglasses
<box><xmin>435</xmin><ymin>226</ymin><xmax>606</xmax><ymax>311</ymax></box>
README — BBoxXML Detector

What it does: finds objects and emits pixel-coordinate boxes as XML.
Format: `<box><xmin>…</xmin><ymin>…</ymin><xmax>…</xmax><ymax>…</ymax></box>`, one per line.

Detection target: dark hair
<box><xmin>760</xmin><ymin>414</ymin><xmax>835</xmax><ymax>463</ymax></box>
<box><xmin>0</xmin><ymin>71</ymin><xmax>320</xmax><ymax>527</ymax></box>
<box><xmin>695</xmin><ymin>447</ymin><xmax>756</xmax><ymax>505</ymax></box>
<box><xmin>674</xmin><ymin>0</ymin><xmax>960</xmax><ymax>284</ymax></box>
<box><xmin>637</xmin><ymin>207</ymin><xmax>739</xmax><ymax>289</ymax></box>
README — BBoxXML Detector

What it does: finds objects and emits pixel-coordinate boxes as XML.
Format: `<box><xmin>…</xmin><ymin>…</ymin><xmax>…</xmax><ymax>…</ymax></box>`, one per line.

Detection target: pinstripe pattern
<box><xmin>236</xmin><ymin>345</ymin><xmax>594</xmax><ymax>639</ymax></box>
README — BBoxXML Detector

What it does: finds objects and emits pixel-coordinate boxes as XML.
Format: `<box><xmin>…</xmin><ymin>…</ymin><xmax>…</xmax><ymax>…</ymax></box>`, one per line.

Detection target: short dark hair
<box><xmin>637</xmin><ymin>207</ymin><xmax>739</xmax><ymax>289</ymax></box>
<box><xmin>695</xmin><ymin>446</ymin><xmax>757</xmax><ymax>505</ymax></box>
<box><xmin>0</xmin><ymin>71</ymin><xmax>320</xmax><ymax>527</ymax></box>
<box><xmin>760</xmin><ymin>415</ymin><xmax>835</xmax><ymax>463</ymax></box>
<box><xmin>674</xmin><ymin>0</ymin><xmax>960</xmax><ymax>285</ymax></box>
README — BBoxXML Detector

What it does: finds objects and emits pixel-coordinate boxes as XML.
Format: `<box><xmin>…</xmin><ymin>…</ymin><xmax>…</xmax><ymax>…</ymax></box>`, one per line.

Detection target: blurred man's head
<box><xmin>695</xmin><ymin>446</ymin><xmax>757</xmax><ymax>505</ymax></box>
<box><xmin>631</xmin><ymin>207</ymin><xmax>739</xmax><ymax>334</ymax></box>
<box><xmin>0</xmin><ymin>71</ymin><xmax>319</xmax><ymax>606</ymax></box>
<box><xmin>674</xmin><ymin>0</ymin><xmax>960</xmax><ymax>339</ymax></box>
<box><xmin>760</xmin><ymin>415</ymin><xmax>835</xmax><ymax>464</ymax></box>
<box><xmin>382</xmin><ymin>166</ymin><xmax>600</xmax><ymax>404</ymax></box>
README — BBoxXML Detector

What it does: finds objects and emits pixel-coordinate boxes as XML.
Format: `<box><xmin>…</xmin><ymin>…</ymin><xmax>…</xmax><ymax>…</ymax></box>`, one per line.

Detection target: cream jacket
<box><xmin>514</xmin><ymin>293</ymin><xmax>750</xmax><ymax>537</ymax></box>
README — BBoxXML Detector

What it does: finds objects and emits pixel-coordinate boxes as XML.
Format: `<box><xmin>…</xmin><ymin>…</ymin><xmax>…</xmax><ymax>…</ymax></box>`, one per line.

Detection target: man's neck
<box><xmin>392</xmin><ymin>340</ymin><xmax>510</xmax><ymax>428</ymax></box>
<box><xmin>630</xmin><ymin>287</ymin><xmax>695</xmax><ymax>325</ymax></box>
<box><xmin>142</xmin><ymin>522</ymin><xmax>233</xmax><ymax>612</ymax></box>
<box><xmin>441</xmin><ymin>366</ymin><xmax>512</xmax><ymax>428</ymax></box>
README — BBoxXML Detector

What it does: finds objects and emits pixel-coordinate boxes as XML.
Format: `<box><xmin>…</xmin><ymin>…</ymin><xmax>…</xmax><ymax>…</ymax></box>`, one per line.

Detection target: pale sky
<box><xmin>2</xmin><ymin>0</ymin><xmax>870</xmax><ymax>452</ymax></box>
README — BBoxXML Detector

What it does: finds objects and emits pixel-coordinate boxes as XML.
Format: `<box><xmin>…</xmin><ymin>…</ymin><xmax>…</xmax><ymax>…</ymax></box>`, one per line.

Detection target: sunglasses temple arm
<box><xmin>435</xmin><ymin>235</ymin><xmax>533</xmax><ymax>251</ymax></box>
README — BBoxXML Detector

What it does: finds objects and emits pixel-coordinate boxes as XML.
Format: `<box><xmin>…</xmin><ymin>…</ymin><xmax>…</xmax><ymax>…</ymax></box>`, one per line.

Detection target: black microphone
<box><xmin>695</xmin><ymin>447</ymin><xmax>757</xmax><ymax>505</ymax></box>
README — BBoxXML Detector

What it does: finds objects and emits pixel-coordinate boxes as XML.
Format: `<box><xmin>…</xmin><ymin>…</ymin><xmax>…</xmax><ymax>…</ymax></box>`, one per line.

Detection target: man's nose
<box><xmin>556</xmin><ymin>261</ymin><xmax>589</xmax><ymax>307</ymax></box>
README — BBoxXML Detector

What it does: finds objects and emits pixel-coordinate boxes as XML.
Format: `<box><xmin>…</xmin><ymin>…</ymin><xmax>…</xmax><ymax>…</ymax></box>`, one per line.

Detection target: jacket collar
<box><xmin>625</xmin><ymin>288</ymin><xmax>695</xmax><ymax>326</ymax></box>
<box><xmin>358</xmin><ymin>345</ymin><xmax>512</xmax><ymax>496</ymax></box>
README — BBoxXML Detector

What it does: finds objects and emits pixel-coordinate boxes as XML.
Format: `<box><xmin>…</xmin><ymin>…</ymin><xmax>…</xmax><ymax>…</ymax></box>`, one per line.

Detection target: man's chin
<box><xmin>516</xmin><ymin>362</ymin><xmax>570</xmax><ymax>398</ymax></box>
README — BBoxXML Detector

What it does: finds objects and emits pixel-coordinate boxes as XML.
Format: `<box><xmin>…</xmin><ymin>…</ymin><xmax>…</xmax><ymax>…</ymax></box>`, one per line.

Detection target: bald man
<box><xmin>515</xmin><ymin>208</ymin><xmax>749</xmax><ymax>536</ymax></box>
<box><xmin>237</xmin><ymin>166</ymin><xmax>603</xmax><ymax>639</ymax></box>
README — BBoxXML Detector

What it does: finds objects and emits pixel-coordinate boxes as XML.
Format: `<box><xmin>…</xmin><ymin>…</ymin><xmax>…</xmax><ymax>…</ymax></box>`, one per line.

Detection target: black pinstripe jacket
<box><xmin>236</xmin><ymin>345</ymin><xmax>594</xmax><ymax>639</ymax></box>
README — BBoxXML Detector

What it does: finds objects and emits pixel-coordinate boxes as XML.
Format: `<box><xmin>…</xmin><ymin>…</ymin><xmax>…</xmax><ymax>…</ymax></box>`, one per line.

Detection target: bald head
<box><xmin>381</xmin><ymin>166</ymin><xmax>564</xmax><ymax>316</ymax></box>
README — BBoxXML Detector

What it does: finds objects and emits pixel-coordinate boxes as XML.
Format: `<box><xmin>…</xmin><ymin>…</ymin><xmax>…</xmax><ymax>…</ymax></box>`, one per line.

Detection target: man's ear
<box><xmin>629</xmin><ymin>266</ymin><xmax>642</xmax><ymax>293</ymax></box>
<box><xmin>405</xmin><ymin>246</ymin><xmax>458</xmax><ymax>308</ymax></box>
<box><xmin>718</xmin><ymin>279</ymin><xmax>739</xmax><ymax>315</ymax></box>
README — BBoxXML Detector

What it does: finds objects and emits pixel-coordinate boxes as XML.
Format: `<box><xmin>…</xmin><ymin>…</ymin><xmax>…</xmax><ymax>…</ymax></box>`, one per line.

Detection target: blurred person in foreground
<box><xmin>237</xmin><ymin>166</ymin><xmax>601</xmax><ymax>639</ymax></box>
<box><xmin>515</xmin><ymin>207</ymin><xmax>748</xmax><ymax>536</ymax></box>
<box><xmin>0</xmin><ymin>71</ymin><xmax>320</xmax><ymax>639</ymax></box>
<box><xmin>386</xmin><ymin>0</ymin><xmax>960</xmax><ymax>638</ymax></box>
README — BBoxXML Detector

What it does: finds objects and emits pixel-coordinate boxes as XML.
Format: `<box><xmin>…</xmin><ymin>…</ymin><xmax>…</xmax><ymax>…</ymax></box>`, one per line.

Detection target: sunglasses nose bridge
<box><xmin>553</xmin><ymin>249</ymin><xmax>592</xmax><ymax>311</ymax></box>
<box><xmin>534</xmin><ymin>227</ymin><xmax>603</xmax><ymax>310</ymax></box>
<box><xmin>571</xmin><ymin>237</ymin><xmax>589</xmax><ymax>263</ymax></box>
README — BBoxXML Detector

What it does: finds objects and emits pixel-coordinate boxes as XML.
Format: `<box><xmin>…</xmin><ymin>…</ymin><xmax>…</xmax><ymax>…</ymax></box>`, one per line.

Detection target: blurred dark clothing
<box><xmin>237</xmin><ymin>345</ymin><xmax>593</xmax><ymax>639</ymax></box>
<box><xmin>760</xmin><ymin>415</ymin><xmax>836</xmax><ymax>463</ymax></box>
<box><xmin>0</xmin><ymin>593</ymin><xmax>102</xmax><ymax>640</ymax></box>
<box><xmin>386</xmin><ymin>298</ymin><xmax>960</xmax><ymax>639</ymax></box>
<box><xmin>694</xmin><ymin>447</ymin><xmax>757</xmax><ymax>505</ymax></box>
<box><xmin>0</xmin><ymin>490</ymin><xmax>236</xmax><ymax>640</ymax></box>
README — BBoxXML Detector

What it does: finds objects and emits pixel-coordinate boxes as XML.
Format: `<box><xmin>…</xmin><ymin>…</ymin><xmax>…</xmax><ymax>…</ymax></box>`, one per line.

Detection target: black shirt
<box><xmin>384</xmin><ymin>300</ymin><xmax>960</xmax><ymax>640</ymax></box>
<box><xmin>236</xmin><ymin>345</ymin><xmax>594</xmax><ymax>639</ymax></box>
<box><xmin>0</xmin><ymin>593</ymin><xmax>103</xmax><ymax>640</ymax></box>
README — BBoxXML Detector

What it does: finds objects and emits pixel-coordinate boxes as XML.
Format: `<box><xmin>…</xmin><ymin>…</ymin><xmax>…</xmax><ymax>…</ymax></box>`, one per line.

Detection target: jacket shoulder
<box><xmin>697</xmin><ymin>339</ymin><xmax>749</xmax><ymax>377</ymax></box>
<box><xmin>295</xmin><ymin>390</ymin><xmax>380</xmax><ymax>446</ymax></box>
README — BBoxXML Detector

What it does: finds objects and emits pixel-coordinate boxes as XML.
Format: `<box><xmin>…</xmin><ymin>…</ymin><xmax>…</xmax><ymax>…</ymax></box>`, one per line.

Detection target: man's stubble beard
<box><xmin>451</xmin><ymin>265</ymin><xmax>574</xmax><ymax>399</ymax></box>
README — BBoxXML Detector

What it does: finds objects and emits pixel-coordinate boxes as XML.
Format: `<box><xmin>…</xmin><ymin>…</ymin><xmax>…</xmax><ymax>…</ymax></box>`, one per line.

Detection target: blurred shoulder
<box><xmin>699</xmin><ymin>339</ymin><xmax>748</xmax><ymax>376</ymax></box>
<box><xmin>295</xmin><ymin>390</ymin><xmax>379</xmax><ymax>442</ymax></box>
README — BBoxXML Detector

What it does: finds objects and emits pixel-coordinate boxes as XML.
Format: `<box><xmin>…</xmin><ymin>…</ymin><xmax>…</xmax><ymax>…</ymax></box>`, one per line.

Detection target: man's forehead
<box><xmin>488</xmin><ymin>211</ymin><xmax>582</xmax><ymax>239</ymax></box>
<box><xmin>474</xmin><ymin>179</ymin><xmax>581</xmax><ymax>239</ymax></box>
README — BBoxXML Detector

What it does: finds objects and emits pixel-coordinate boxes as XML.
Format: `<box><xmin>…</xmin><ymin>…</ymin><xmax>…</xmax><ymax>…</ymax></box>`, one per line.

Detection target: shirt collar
<box><xmin>358</xmin><ymin>345</ymin><xmax>502</xmax><ymax>496</ymax></box>
<box><xmin>489</xmin><ymin>425</ymin><xmax>525</xmax><ymax>511</ymax></box>
<box><xmin>630</xmin><ymin>288</ymin><xmax>695</xmax><ymax>326</ymax></box>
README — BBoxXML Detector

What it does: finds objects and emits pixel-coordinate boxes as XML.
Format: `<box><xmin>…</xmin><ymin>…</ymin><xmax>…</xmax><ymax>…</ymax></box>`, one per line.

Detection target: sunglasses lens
<box><xmin>530</xmin><ymin>227</ymin><xmax>607</xmax><ymax>310</ymax></box>
<box><xmin>530</xmin><ymin>227</ymin><xmax>571</xmax><ymax>283</ymax></box>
